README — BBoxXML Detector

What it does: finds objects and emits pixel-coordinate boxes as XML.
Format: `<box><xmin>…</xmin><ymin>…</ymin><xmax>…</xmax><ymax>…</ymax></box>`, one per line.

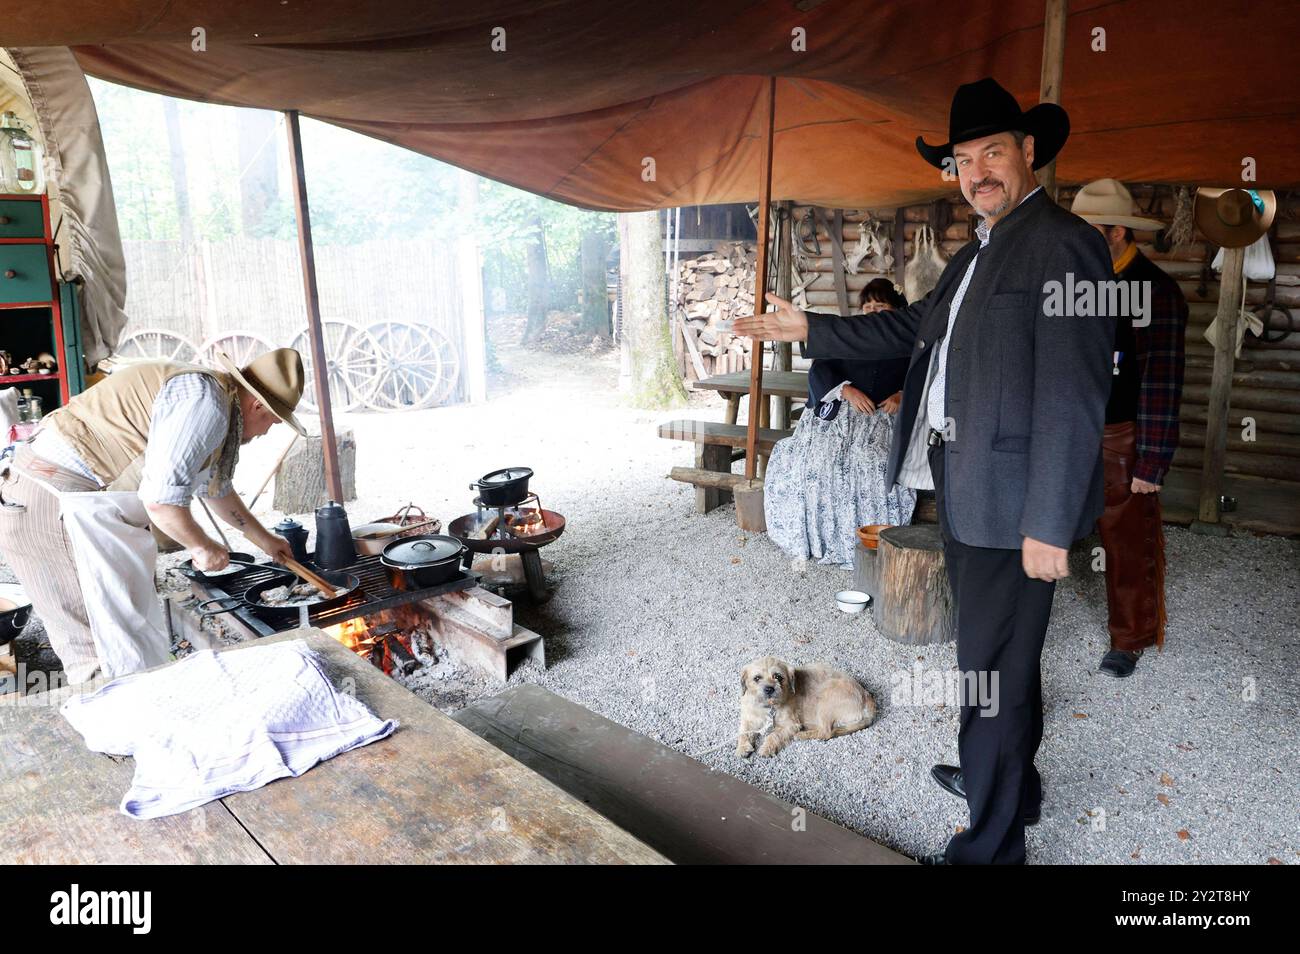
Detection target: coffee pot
<box><xmin>313</xmin><ymin>501</ymin><xmax>357</xmax><ymax>569</ymax></box>
<box><xmin>272</xmin><ymin>518</ymin><xmax>310</xmax><ymax>564</ymax></box>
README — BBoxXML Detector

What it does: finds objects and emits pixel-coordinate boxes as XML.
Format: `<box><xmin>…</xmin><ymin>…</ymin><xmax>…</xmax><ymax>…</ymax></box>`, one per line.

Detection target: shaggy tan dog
<box><xmin>736</xmin><ymin>655</ymin><xmax>877</xmax><ymax>758</ymax></box>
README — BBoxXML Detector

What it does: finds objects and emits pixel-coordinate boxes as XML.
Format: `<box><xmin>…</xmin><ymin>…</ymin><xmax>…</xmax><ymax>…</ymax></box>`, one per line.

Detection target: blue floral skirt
<box><xmin>763</xmin><ymin>406</ymin><xmax>916</xmax><ymax>566</ymax></box>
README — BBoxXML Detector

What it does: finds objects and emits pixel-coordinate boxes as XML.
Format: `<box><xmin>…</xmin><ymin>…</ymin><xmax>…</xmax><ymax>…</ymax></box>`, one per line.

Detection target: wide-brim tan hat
<box><xmin>1195</xmin><ymin>187</ymin><xmax>1277</xmax><ymax>249</ymax></box>
<box><xmin>217</xmin><ymin>347</ymin><xmax>308</xmax><ymax>436</ymax></box>
<box><xmin>1070</xmin><ymin>178</ymin><xmax>1165</xmax><ymax>230</ymax></box>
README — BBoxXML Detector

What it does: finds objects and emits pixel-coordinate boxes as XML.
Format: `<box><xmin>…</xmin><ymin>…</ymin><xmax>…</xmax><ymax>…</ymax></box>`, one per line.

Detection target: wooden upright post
<box><xmin>1198</xmin><ymin>244</ymin><xmax>1246</xmax><ymax>523</ymax></box>
<box><xmin>284</xmin><ymin>110</ymin><xmax>344</xmax><ymax>504</ymax></box>
<box><xmin>1037</xmin><ymin>0</ymin><xmax>1068</xmax><ymax>200</ymax></box>
<box><xmin>744</xmin><ymin>77</ymin><xmax>777</xmax><ymax>482</ymax></box>
<box><xmin>772</xmin><ymin>201</ymin><xmax>793</xmax><ymax>430</ymax></box>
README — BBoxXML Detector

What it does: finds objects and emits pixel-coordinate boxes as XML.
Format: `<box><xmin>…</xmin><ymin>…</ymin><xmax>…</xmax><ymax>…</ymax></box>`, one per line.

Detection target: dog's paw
<box><xmin>735</xmin><ymin>741</ymin><xmax>754</xmax><ymax>758</ymax></box>
<box><xmin>757</xmin><ymin>737</ymin><xmax>782</xmax><ymax>758</ymax></box>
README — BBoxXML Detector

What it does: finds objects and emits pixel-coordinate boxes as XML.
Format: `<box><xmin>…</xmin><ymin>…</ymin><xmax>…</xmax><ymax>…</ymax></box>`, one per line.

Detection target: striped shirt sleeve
<box><xmin>137</xmin><ymin>374</ymin><xmax>231</xmax><ymax>506</ymax></box>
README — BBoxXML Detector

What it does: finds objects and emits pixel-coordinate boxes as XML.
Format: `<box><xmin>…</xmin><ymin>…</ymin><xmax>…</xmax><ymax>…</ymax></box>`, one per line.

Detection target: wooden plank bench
<box><xmin>454</xmin><ymin>684</ymin><xmax>912</xmax><ymax>865</ymax></box>
<box><xmin>0</xmin><ymin>632</ymin><xmax>667</xmax><ymax>865</ymax></box>
<box><xmin>659</xmin><ymin>419</ymin><xmax>792</xmax><ymax>513</ymax></box>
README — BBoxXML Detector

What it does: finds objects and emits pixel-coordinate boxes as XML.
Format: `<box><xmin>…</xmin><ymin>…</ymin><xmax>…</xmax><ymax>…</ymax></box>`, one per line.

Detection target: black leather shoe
<box><xmin>1099</xmin><ymin>649</ymin><xmax>1142</xmax><ymax>678</ymax></box>
<box><xmin>930</xmin><ymin>764</ymin><xmax>1040</xmax><ymax>825</ymax></box>
<box><xmin>919</xmin><ymin>851</ymin><xmax>949</xmax><ymax>865</ymax></box>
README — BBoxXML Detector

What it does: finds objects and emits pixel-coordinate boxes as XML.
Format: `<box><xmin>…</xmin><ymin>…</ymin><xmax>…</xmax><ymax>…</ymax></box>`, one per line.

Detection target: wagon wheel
<box><xmin>364</xmin><ymin>321</ymin><xmax>445</xmax><ymax>412</ymax></box>
<box><xmin>195</xmin><ymin>331</ymin><xmax>276</xmax><ymax>369</ymax></box>
<box><xmin>424</xmin><ymin>326</ymin><xmax>461</xmax><ymax>406</ymax></box>
<box><xmin>288</xmin><ymin>321</ymin><xmax>381</xmax><ymax>413</ymax></box>
<box><xmin>114</xmin><ymin>329</ymin><xmax>198</xmax><ymax>363</ymax></box>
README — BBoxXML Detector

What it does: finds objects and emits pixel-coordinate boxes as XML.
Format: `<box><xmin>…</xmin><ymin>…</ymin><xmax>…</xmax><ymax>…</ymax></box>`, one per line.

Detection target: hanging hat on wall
<box><xmin>1070</xmin><ymin>178</ymin><xmax>1166</xmax><ymax>230</ymax></box>
<box><xmin>915</xmin><ymin>77</ymin><xmax>1070</xmax><ymax>171</ymax></box>
<box><xmin>1194</xmin><ymin>187</ymin><xmax>1276</xmax><ymax>249</ymax></box>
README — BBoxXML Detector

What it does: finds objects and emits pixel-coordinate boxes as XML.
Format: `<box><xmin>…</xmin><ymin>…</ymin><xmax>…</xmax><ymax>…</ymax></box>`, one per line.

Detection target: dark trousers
<box><xmin>929</xmin><ymin>440</ymin><xmax>1057</xmax><ymax>865</ymax></box>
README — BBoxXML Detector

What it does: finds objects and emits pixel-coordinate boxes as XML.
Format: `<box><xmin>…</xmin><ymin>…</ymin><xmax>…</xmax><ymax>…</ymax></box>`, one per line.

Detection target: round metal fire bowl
<box><xmin>448</xmin><ymin>509</ymin><xmax>566</xmax><ymax>554</ymax></box>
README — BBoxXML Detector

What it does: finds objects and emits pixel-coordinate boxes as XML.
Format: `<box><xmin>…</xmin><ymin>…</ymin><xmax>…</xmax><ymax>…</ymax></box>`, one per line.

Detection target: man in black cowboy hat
<box><xmin>736</xmin><ymin>78</ymin><xmax>1115</xmax><ymax>864</ymax></box>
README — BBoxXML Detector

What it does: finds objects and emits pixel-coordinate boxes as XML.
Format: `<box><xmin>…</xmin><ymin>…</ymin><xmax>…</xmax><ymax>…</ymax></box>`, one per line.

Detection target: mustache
<box><xmin>969</xmin><ymin>177</ymin><xmax>1005</xmax><ymax>193</ymax></box>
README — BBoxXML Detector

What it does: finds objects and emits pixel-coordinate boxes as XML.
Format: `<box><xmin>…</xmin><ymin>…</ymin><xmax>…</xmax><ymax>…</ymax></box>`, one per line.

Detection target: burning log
<box><xmin>385</xmin><ymin>634</ymin><xmax>419</xmax><ymax>675</ymax></box>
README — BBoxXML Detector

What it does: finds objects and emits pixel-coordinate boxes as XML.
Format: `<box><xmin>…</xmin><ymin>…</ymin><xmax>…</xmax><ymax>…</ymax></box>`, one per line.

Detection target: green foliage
<box><xmin>87</xmin><ymin>78</ymin><xmax>617</xmax><ymax>314</ymax></box>
<box><xmin>476</xmin><ymin>180</ymin><xmax>614</xmax><ymax>315</ymax></box>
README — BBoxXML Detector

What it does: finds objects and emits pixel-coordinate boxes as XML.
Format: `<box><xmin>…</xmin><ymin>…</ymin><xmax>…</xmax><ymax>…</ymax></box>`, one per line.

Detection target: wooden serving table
<box><xmin>691</xmin><ymin>370</ymin><xmax>810</xmax><ymax>425</ymax></box>
<box><xmin>0</xmin><ymin>631</ymin><xmax>667</xmax><ymax>865</ymax></box>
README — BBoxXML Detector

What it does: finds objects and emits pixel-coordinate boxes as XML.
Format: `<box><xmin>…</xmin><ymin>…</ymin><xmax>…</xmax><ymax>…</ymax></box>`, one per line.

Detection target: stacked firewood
<box><xmin>673</xmin><ymin>243</ymin><xmax>757</xmax><ymax>378</ymax></box>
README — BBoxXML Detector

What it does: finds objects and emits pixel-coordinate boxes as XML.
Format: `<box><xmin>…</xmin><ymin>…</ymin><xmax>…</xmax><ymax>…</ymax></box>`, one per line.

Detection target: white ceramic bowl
<box><xmin>834</xmin><ymin>589</ymin><xmax>871</xmax><ymax>614</ymax></box>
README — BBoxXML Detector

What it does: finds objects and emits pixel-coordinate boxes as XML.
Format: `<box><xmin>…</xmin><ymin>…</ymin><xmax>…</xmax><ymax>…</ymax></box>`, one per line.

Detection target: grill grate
<box><xmin>191</xmin><ymin>554</ymin><xmax>479</xmax><ymax>636</ymax></box>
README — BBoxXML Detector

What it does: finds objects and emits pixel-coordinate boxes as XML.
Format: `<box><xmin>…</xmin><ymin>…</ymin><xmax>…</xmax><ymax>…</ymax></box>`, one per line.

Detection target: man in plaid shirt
<box><xmin>1072</xmin><ymin>179</ymin><xmax>1188</xmax><ymax>678</ymax></box>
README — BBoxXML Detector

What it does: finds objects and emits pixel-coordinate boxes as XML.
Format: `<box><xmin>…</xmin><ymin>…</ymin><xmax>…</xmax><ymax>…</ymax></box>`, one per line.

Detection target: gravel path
<box><xmin>5</xmin><ymin>318</ymin><xmax>1297</xmax><ymax>864</ymax></box>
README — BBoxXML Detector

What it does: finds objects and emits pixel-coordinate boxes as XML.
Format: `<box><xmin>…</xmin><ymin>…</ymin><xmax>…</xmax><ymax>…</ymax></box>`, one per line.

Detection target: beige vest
<box><xmin>46</xmin><ymin>361</ymin><xmax>238</xmax><ymax>490</ymax></box>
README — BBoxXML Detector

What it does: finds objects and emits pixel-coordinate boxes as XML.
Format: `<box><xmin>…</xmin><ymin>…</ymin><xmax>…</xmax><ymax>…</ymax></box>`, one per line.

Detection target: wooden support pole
<box><xmin>772</xmin><ymin>201</ymin><xmax>793</xmax><ymax>430</ymax></box>
<box><xmin>1197</xmin><ymin>244</ymin><xmax>1246</xmax><ymax>523</ymax></box>
<box><xmin>1036</xmin><ymin>0</ymin><xmax>1068</xmax><ymax>200</ymax></box>
<box><xmin>284</xmin><ymin>110</ymin><xmax>344</xmax><ymax>504</ymax></box>
<box><xmin>744</xmin><ymin>76</ymin><xmax>778</xmax><ymax>482</ymax></box>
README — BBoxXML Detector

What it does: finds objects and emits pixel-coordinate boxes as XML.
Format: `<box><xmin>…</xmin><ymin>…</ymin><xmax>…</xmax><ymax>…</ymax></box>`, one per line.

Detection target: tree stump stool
<box><xmin>273</xmin><ymin>428</ymin><xmax>357</xmax><ymax>514</ymax></box>
<box><xmin>872</xmin><ymin>525</ymin><xmax>954</xmax><ymax>645</ymax></box>
<box><xmin>852</xmin><ymin>524</ymin><xmax>890</xmax><ymax>600</ymax></box>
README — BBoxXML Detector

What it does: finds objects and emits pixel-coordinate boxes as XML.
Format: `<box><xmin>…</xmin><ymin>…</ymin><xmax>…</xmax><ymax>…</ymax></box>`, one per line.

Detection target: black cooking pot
<box><xmin>471</xmin><ymin>467</ymin><xmax>533</xmax><ymax>507</ymax></box>
<box><xmin>0</xmin><ymin>584</ymin><xmax>31</xmax><ymax>646</ymax></box>
<box><xmin>380</xmin><ymin>534</ymin><xmax>469</xmax><ymax>591</ymax></box>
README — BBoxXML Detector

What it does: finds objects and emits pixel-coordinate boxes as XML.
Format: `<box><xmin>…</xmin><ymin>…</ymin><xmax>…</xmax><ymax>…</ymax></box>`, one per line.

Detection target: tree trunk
<box><xmin>162</xmin><ymin>98</ymin><xmax>193</xmax><ymax>245</ymax></box>
<box><xmin>522</xmin><ymin>215</ymin><xmax>550</xmax><ymax>343</ymax></box>
<box><xmin>579</xmin><ymin>230</ymin><xmax>610</xmax><ymax>336</ymax></box>
<box><xmin>237</xmin><ymin>109</ymin><xmax>280</xmax><ymax>236</ymax></box>
<box><xmin>619</xmin><ymin>211</ymin><xmax>688</xmax><ymax>409</ymax></box>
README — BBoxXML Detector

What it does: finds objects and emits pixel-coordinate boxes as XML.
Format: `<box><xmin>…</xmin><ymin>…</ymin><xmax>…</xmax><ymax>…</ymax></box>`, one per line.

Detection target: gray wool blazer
<box><xmin>804</xmin><ymin>188</ymin><xmax>1115</xmax><ymax>550</ymax></box>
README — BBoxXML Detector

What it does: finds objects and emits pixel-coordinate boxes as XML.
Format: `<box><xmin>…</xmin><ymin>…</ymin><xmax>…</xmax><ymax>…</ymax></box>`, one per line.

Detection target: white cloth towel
<box><xmin>61</xmin><ymin>640</ymin><xmax>398</xmax><ymax>819</ymax></box>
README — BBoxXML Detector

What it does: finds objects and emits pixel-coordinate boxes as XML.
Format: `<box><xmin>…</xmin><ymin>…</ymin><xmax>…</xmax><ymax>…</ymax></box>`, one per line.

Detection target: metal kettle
<box><xmin>272</xmin><ymin>518</ymin><xmax>310</xmax><ymax>564</ymax></box>
<box><xmin>313</xmin><ymin>501</ymin><xmax>357</xmax><ymax>569</ymax></box>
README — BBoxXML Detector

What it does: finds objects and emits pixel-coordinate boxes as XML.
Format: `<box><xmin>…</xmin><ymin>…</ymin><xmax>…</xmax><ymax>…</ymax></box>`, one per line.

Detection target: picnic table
<box><xmin>691</xmin><ymin>370</ymin><xmax>810</xmax><ymax>425</ymax></box>
<box><xmin>0</xmin><ymin>631</ymin><xmax>667</xmax><ymax>865</ymax></box>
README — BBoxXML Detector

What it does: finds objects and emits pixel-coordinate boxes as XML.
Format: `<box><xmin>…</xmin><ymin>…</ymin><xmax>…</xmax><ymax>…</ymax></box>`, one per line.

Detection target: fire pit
<box><xmin>177</xmin><ymin>553</ymin><xmax>545</xmax><ymax>681</ymax></box>
<box><xmin>447</xmin><ymin>490</ymin><xmax>566</xmax><ymax>602</ymax></box>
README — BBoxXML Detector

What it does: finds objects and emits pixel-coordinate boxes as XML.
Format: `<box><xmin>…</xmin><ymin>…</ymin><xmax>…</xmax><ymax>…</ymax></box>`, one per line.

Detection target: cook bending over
<box><xmin>0</xmin><ymin>348</ymin><xmax>307</xmax><ymax>682</ymax></box>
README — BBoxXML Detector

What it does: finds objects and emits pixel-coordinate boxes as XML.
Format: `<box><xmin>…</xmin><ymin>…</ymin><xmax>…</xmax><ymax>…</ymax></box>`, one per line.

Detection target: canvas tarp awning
<box><xmin>2</xmin><ymin>0</ymin><xmax>1297</xmax><ymax>210</ymax></box>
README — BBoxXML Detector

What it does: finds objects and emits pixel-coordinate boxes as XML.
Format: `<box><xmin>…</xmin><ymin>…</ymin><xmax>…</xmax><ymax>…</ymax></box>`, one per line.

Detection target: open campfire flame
<box><xmin>323</xmin><ymin>614</ymin><xmax>420</xmax><ymax>677</ymax></box>
<box><xmin>328</xmin><ymin>617</ymin><xmax>375</xmax><ymax>655</ymax></box>
<box><xmin>504</xmin><ymin>507</ymin><xmax>546</xmax><ymax>535</ymax></box>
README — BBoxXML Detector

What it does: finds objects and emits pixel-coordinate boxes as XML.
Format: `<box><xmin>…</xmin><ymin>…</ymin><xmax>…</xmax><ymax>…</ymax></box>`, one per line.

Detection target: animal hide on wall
<box><xmin>904</xmin><ymin>224</ymin><xmax>947</xmax><ymax>303</ymax></box>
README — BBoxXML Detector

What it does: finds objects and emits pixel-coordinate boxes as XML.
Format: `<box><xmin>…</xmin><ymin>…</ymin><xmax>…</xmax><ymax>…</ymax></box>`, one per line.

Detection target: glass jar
<box><xmin>0</xmin><ymin>112</ymin><xmax>45</xmax><ymax>194</ymax></box>
<box><xmin>26</xmin><ymin>396</ymin><xmax>42</xmax><ymax>421</ymax></box>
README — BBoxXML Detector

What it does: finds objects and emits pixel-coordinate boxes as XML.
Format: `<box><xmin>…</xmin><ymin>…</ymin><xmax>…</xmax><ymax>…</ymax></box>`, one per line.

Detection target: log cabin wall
<box><xmin>790</xmin><ymin>188</ymin><xmax>1300</xmax><ymax>509</ymax></box>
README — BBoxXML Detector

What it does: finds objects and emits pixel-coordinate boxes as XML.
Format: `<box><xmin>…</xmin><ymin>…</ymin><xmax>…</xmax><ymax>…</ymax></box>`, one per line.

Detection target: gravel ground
<box><xmin>5</xmin><ymin>314</ymin><xmax>1297</xmax><ymax>864</ymax></box>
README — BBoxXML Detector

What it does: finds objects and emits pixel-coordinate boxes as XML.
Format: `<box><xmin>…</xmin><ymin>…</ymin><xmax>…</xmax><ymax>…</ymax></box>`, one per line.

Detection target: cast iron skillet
<box><xmin>175</xmin><ymin>551</ymin><xmax>259</xmax><ymax>583</ymax></box>
<box><xmin>195</xmin><ymin>568</ymin><xmax>361</xmax><ymax>623</ymax></box>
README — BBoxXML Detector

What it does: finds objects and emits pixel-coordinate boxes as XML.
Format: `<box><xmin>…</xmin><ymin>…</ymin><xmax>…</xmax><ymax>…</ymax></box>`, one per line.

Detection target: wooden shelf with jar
<box><xmin>0</xmin><ymin>192</ymin><xmax>75</xmax><ymax>409</ymax></box>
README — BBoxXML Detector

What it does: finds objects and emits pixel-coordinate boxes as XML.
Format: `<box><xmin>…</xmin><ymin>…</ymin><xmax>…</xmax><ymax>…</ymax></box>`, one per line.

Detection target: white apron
<box><xmin>23</xmin><ymin>466</ymin><xmax>171</xmax><ymax>680</ymax></box>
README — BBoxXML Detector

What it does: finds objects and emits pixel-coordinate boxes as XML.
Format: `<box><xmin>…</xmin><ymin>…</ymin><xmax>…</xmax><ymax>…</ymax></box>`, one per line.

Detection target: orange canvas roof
<box><xmin>6</xmin><ymin>0</ymin><xmax>1297</xmax><ymax>210</ymax></box>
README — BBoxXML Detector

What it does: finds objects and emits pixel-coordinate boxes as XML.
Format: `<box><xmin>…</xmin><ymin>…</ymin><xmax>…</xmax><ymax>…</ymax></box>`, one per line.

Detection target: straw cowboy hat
<box><xmin>1194</xmin><ymin>187</ymin><xmax>1277</xmax><ymax>249</ymax></box>
<box><xmin>1070</xmin><ymin>178</ymin><xmax>1166</xmax><ymax>230</ymax></box>
<box><xmin>217</xmin><ymin>347</ymin><xmax>308</xmax><ymax>436</ymax></box>
<box><xmin>916</xmin><ymin>77</ymin><xmax>1070</xmax><ymax>171</ymax></box>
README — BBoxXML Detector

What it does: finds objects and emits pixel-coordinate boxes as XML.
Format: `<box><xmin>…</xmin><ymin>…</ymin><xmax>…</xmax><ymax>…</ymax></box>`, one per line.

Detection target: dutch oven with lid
<box><xmin>471</xmin><ymin>467</ymin><xmax>533</xmax><ymax>507</ymax></box>
<box><xmin>380</xmin><ymin>534</ymin><xmax>469</xmax><ymax>591</ymax></box>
